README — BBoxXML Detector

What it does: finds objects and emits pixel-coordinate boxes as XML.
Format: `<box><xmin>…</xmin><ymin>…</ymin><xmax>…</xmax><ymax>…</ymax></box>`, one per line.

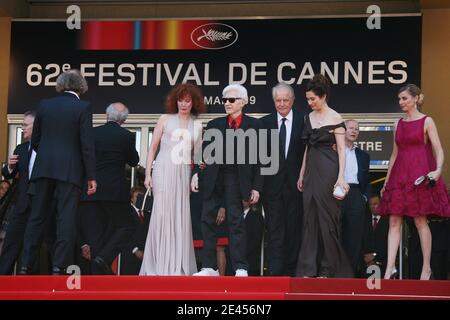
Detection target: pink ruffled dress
<box><xmin>377</xmin><ymin>116</ymin><xmax>449</xmax><ymax>217</ymax></box>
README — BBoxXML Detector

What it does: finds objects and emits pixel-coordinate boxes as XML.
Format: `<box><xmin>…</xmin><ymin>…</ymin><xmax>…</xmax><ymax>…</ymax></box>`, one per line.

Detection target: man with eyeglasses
<box><xmin>192</xmin><ymin>84</ymin><xmax>263</xmax><ymax>277</ymax></box>
<box><xmin>0</xmin><ymin>111</ymin><xmax>39</xmax><ymax>274</ymax></box>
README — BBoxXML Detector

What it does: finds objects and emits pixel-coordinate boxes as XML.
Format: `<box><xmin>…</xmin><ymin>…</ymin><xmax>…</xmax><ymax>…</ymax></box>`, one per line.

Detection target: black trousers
<box><xmin>79</xmin><ymin>201</ymin><xmax>136</xmax><ymax>274</ymax></box>
<box><xmin>201</xmin><ymin>169</ymin><xmax>248</xmax><ymax>271</ymax></box>
<box><xmin>244</xmin><ymin>209</ymin><xmax>264</xmax><ymax>276</ymax></box>
<box><xmin>341</xmin><ymin>186</ymin><xmax>367</xmax><ymax>275</ymax></box>
<box><xmin>263</xmin><ymin>183</ymin><xmax>302</xmax><ymax>276</ymax></box>
<box><xmin>21</xmin><ymin>178</ymin><xmax>80</xmax><ymax>270</ymax></box>
<box><xmin>0</xmin><ymin>206</ymin><xmax>32</xmax><ymax>274</ymax></box>
<box><xmin>0</xmin><ymin>198</ymin><xmax>57</xmax><ymax>275</ymax></box>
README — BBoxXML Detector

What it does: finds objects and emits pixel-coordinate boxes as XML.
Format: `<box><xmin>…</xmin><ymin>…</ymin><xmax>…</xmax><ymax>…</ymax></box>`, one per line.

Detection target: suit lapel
<box><xmin>240</xmin><ymin>113</ymin><xmax>249</xmax><ymax>131</ymax></box>
<box><xmin>355</xmin><ymin>148</ymin><xmax>362</xmax><ymax>168</ymax></box>
<box><xmin>219</xmin><ymin>116</ymin><xmax>228</xmax><ymax>133</ymax></box>
<box><xmin>271</xmin><ymin>112</ymin><xmax>278</xmax><ymax>130</ymax></box>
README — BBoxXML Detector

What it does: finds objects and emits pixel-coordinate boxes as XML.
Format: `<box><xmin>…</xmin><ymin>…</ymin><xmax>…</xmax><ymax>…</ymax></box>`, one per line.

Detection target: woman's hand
<box><xmin>144</xmin><ymin>175</ymin><xmax>152</xmax><ymax>190</ymax></box>
<box><xmin>297</xmin><ymin>175</ymin><xmax>304</xmax><ymax>192</ymax></box>
<box><xmin>427</xmin><ymin>168</ymin><xmax>442</xmax><ymax>181</ymax></box>
<box><xmin>334</xmin><ymin>177</ymin><xmax>349</xmax><ymax>194</ymax></box>
<box><xmin>191</xmin><ymin>173</ymin><xmax>199</xmax><ymax>192</ymax></box>
<box><xmin>249</xmin><ymin>190</ymin><xmax>260</xmax><ymax>205</ymax></box>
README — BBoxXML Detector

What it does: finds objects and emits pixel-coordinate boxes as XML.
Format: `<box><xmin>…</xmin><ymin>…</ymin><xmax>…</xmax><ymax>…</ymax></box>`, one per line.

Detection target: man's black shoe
<box><xmin>51</xmin><ymin>266</ymin><xmax>66</xmax><ymax>276</ymax></box>
<box><xmin>17</xmin><ymin>267</ymin><xmax>32</xmax><ymax>275</ymax></box>
<box><xmin>93</xmin><ymin>256</ymin><xmax>114</xmax><ymax>275</ymax></box>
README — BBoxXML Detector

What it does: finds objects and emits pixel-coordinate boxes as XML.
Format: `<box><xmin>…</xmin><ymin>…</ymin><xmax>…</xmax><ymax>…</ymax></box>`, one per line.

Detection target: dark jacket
<box><xmin>81</xmin><ymin>121</ymin><xmax>139</xmax><ymax>202</ymax></box>
<box><xmin>196</xmin><ymin>114</ymin><xmax>263</xmax><ymax>200</ymax></box>
<box><xmin>259</xmin><ymin>108</ymin><xmax>307</xmax><ymax>196</ymax></box>
<box><xmin>30</xmin><ymin>92</ymin><xmax>96</xmax><ymax>188</ymax></box>
<box><xmin>1</xmin><ymin>142</ymin><xmax>32</xmax><ymax>213</ymax></box>
<box><xmin>355</xmin><ymin>147</ymin><xmax>370</xmax><ymax>199</ymax></box>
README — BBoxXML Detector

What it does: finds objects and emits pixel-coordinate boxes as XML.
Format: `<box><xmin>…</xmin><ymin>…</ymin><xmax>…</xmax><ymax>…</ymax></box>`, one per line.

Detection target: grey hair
<box><xmin>55</xmin><ymin>69</ymin><xmax>88</xmax><ymax>95</ymax></box>
<box><xmin>344</xmin><ymin>119</ymin><xmax>359</xmax><ymax>127</ymax></box>
<box><xmin>222</xmin><ymin>84</ymin><xmax>248</xmax><ymax>104</ymax></box>
<box><xmin>106</xmin><ymin>103</ymin><xmax>129</xmax><ymax>124</ymax></box>
<box><xmin>24</xmin><ymin>110</ymin><xmax>36</xmax><ymax>119</ymax></box>
<box><xmin>272</xmin><ymin>83</ymin><xmax>295</xmax><ymax>101</ymax></box>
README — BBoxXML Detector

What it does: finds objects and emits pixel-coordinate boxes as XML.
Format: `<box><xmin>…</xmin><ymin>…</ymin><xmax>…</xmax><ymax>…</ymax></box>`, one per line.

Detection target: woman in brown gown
<box><xmin>296</xmin><ymin>74</ymin><xmax>353</xmax><ymax>278</ymax></box>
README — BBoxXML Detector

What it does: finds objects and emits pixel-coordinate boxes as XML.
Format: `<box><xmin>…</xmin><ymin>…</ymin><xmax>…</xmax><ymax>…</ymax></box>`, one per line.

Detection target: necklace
<box><xmin>315</xmin><ymin>111</ymin><xmax>327</xmax><ymax>125</ymax></box>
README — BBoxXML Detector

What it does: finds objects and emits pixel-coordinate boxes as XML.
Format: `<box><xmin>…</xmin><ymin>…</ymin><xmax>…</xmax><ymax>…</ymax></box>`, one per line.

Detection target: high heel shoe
<box><xmin>420</xmin><ymin>271</ymin><xmax>434</xmax><ymax>280</ymax></box>
<box><xmin>385</xmin><ymin>269</ymin><xmax>399</xmax><ymax>280</ymax></box>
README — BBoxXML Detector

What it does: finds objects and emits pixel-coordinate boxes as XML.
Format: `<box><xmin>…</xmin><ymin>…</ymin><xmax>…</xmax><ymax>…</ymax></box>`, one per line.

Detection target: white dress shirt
<box><xmin>344</xmin><ymin>144</ymin><xmax>359</xmax><ymax>184</ymax></box>
<box><xmin>65</xmin><ymin>90</ymin><xmax>80</xmax><ymax>99</ymax></box>
<box><xmin>243</xmin><ymin>207</ymin><xmax>251</xmax><ymax>219</ymax></box>
<box><xmin>28</xmin><ymin>144</ymin><xmax>37</xmax><ymax>180</ymax></box>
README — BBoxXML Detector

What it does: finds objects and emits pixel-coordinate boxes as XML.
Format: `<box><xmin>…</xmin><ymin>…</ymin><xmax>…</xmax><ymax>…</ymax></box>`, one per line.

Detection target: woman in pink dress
<box><xmin>378</xmin><ymin>84</ymin><xmax>449</xmax><ymax>280</ymax></box>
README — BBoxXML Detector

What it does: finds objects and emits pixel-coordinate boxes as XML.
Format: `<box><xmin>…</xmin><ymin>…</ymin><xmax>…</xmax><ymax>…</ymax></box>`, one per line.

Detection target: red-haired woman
<box><xmin>140</xmin><ymin>83</ymin><xmax>206</xmax><ymax>276</ymax></box>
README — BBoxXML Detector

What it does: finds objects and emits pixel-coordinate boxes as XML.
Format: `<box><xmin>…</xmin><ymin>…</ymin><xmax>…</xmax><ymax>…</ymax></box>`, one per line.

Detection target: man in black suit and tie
<box><xmin>120</xmin><ymin>186</ymin><xmax>151</xmax><ymax>275</ymax></box>
<box><xmin>0</xmin><ymin>111</ymin><xmax>37</xmax><ymax>274</ymax></box>
<box><xmin>20</xmin><ymin>70</ymin><xmax>97</xmax><ymax>275</ymax></box>
<box><xmin>342</xmin><ymin>119</ymin><xmax>371</xmax><ymax>276</ymax></box>
<box><xmin>79</xmin><ymin>102</ymin><xmax>139</xmax><ymax>274</ymax></box>
<box><xmin>260</xmin><ymin>83</ymin><xmax>307</xmax><ymax>276</ymax></box>
<box><xmin>192</xmin><ymin>84</ymin><xmax>263</xmax><ymax>277</ymax></box>
<box><xmin>362</xmin><ymin>194</ymin><xmax>389</xmax><ymax>277</ymax></box>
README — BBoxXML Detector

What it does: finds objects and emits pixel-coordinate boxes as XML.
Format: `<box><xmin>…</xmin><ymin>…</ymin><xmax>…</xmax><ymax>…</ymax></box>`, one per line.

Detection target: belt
<box><xmin>348</xmin><ymin>183</ymin><xmax>360</xmax><ymax>188</ymax></box>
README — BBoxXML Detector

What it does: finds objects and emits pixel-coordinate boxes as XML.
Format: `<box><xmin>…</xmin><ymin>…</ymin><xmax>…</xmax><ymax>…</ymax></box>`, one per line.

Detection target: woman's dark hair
<box><xmin>398</xmin><ymin>84</ymin><xmax>424</xmax><ymax>108</ymax></box>
<box><xmin>306</xmin><ymin>74</ymin><xmax>330</xmax><ymax>101</ymax></box>
<box><xmin>165</xmin><ymin>83</ymin><xmax>206</xmax><ymax>116</ymax></box>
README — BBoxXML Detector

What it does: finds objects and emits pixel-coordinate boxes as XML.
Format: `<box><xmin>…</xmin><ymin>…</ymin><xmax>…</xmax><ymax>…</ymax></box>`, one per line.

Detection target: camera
<box><xmin>414</xmin><ymin>174</ymin><xmax>436</xmax><ymax>187</ymax></box>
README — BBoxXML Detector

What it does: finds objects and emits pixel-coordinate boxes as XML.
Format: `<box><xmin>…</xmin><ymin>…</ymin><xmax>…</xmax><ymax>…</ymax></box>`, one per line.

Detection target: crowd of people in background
<box><xmin>0</xmin><ymin>69</ymin><xmax>449</xmax><ymax>279</ymax></box>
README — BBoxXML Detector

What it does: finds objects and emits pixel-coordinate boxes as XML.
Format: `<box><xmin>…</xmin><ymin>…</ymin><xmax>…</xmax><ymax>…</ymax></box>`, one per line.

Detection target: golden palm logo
<box><xmin>197</xmin><ymin>29</ymin><xmax>233</xmax><ymax>42</ymax></box>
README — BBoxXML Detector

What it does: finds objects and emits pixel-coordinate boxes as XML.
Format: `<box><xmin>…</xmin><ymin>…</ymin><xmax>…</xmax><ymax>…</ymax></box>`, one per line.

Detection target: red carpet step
<box><xmin>0</xmin><ymin>276</ymin><xmax>449</xmax><ymax>300</ymax></box>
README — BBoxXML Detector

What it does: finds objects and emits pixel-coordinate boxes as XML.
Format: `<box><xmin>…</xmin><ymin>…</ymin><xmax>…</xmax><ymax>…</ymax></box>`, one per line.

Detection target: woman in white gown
<box><xmin>140</xmin><ymin>83</ymin><xmax>205</xmax><ymax>275</ymax></box>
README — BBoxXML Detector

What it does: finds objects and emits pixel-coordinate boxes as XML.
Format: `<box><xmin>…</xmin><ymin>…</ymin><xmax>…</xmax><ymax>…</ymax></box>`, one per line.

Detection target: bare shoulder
<box><xmin>330</xmin><ymin>109</ymin><xmax>343</xmax><ymax>124</ymax></box>
<box><xmin>158</xmin><ymin>114</ymin><xmax>170</xmax><ymax>124</ymax></box>
<box><xmin>393</xmin><ymin>119</ymin><xmax>400</xmax><ymax>130</ymax></box>
<box><xmin>155</xmin><ymin>114</ymin><xmax>171</xmax><ymax>131</ymax></box>
<box><xmin>424</xmin><ymin>115</ymin><xmax>435</xmax><ymax>126</ymax></box>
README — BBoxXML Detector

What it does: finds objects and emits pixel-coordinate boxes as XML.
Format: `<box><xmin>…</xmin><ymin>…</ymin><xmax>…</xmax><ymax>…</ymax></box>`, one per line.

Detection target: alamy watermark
<box><xmin>169</xmin><ymin>125</ymin><xmax>281</xmax><ymax>176</ymax></box>
<box><xmin>366</xmin><ymin>5</ymin><xmax>381</xmax><ymax>30</ymax></box>
<box><xmin>66</xmin><ymin>5</ymin><xmax>81</xmax><ymax>30</ymax></box>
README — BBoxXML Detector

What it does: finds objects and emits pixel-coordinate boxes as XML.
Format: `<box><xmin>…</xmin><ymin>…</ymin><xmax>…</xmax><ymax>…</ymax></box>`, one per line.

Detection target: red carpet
<box><xmin>0</xmin><ymin>276</ymin><xmax>449</xmax><ymax>300</ymax></box>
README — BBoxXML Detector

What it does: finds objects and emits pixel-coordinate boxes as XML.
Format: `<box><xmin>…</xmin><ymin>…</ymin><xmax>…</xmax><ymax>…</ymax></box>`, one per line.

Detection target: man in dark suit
<box><xmin>120</xmin><ymin>186</ymin><xmax>151</xmax><ymax>275</ymax></box>
<box><xmin>79</xmin><ymin>102</ymin><xmax>139</xmax><ymax>274</ymax></box>
<box><xmin>259</xmin><ymin>83</ymin><xmax>307</xmax><ymax>276</ymax></box>
<box><xmin>0</xmin><ymin>111</ymin><xmax>37</xmax><ymax>274</ymax></box>
<box><xmin>342</xmin><ymin>119</ymin><xmax>371</xmax><ymax>276</ymax></box>
<box><xmin>20</xmin><ymin>70</ymin><xmax>97</xmax><ymax>275</ymax></box>
<box><xmin>192</xmin><ymin>84</ymin><xmax>263</xmax><ymax>277</ymax></box>
<box><xmin>362</xmin><ymin>194</ymin><xmax>389</xmax><ymax>277</ymax></box>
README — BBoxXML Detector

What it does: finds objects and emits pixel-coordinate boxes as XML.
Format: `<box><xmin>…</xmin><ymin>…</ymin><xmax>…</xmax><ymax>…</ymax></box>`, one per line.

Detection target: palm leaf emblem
<box><xmin>197</xmin><ymin>29</ymin><xmax>232</xmax><ymax>42</ymax></box>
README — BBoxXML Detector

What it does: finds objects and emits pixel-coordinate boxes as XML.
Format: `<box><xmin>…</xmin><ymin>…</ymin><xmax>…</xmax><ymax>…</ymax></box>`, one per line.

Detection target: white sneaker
<box><xmin>193</xmin><ymin>268</ymin><xmax>220</xmax><ymax>276</ymax></box>
<box><xmin>235</xmin><ymin>269</ymin><xmax>248</xmax><ymax>277</ymax></box>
